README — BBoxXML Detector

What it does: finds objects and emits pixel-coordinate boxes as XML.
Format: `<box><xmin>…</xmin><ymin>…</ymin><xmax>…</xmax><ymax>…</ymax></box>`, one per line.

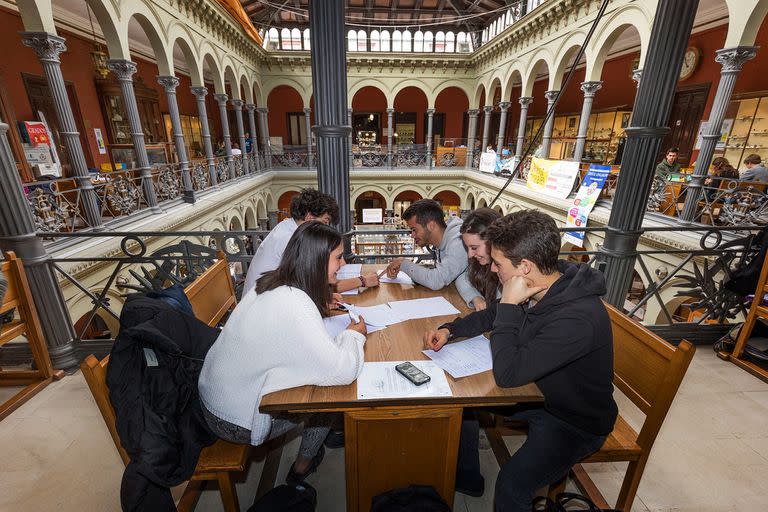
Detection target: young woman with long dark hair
<box><xmin>199</xmin><ymin>221</ymin><xmax>367</xmax><ymax>482</ymax></box>
<box><xmin>459</xmin><ymin>208</ymin><xmax>502</xmax><ymax>311</ymax></box>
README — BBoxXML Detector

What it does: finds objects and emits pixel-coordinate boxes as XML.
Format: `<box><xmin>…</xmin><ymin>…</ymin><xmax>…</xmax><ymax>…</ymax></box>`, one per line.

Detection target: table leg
<box><xmin>344</xmin><ymin>406</ymin><xmax>463</xmax><ymax>511</ymax></box>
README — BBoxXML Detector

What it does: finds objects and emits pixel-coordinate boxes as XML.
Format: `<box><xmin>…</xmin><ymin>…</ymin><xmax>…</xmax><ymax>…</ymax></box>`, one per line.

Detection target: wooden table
<box><xmin>261</xmin><ymin>267</ymin><xmax>543</xmax><ymax>511</ymax></box>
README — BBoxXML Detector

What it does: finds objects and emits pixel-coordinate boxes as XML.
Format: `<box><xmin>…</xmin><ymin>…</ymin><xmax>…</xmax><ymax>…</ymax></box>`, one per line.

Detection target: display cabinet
<box><xmin>108</xmin><ymin>143</ymin><xmax>169</xmax><ymax>171</ymax></box>
<box><xmin>96</xmin><ymin>76</ymin><xmax>166</xmax><ymax>146</ymax></box>
<box><xmin>163</xmin><ymin>114</ymin><xmax>204</xmax><ymax>160</ymax></box>
<box><xmin>720</xmin><ymin>92</ymin><xmax>768</xmax><ymax>167</ymax></box>
<box><xmin>583</xmin><ymin>108</ymin><xmax>631</xmax><ymax>164</ymax></box>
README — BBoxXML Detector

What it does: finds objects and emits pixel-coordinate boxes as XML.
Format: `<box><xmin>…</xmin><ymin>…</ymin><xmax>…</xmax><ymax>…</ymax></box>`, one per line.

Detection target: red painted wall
<box><xmin>435</xmin><ymin>87</ymin><xmax>469</xmax><ymax>139</ymax></box>
<box><xmin>394</xmin><ymin>87</ymin><xmax>428</xmax><ymax>144</ymax></box>
<box><xmin>351</xmin><ymin>86</ymin><xmax>387</xmax><ymax>140</ymax></box>
<box><xmin>267</xmin><ymin>85</ymin><xmax>303</xmax><ymax>144</ymax></box>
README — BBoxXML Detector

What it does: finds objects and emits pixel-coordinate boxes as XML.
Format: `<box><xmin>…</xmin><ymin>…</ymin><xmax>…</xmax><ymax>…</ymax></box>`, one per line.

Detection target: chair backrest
<box><xmin>604</xmin><ymin>303</ymin><xmax>695</xmax><ymax>449</ymax></box>
<box><xmin>81</xmin><ymin>251</ymin><xmax>236</xmax><ymax>465</ymax></box>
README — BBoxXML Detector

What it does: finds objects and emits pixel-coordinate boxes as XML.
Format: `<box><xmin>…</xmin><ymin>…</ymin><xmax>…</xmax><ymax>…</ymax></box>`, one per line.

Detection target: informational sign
<box><xmin>24</xmin><ymin>121</ymin><xmax>50</xmax><ymax>146</ymax></box>
<box><xmin>563</xmin><ymin>164</ymin><xmax>611</xmax><ymax>247</ymax></box>
<box><xmin>479</xmin><ymin>151</ymin><xmax>497</xmax><ymax>174</ymax></box>
<box><xmin>362</xmin><ymin>208</ymin><xmax>383</xmax><ymax>223</ymax></box>
<box><xmin>526</xmin><ymin>157</ymin><xmax>580</xmax><ymax>199</ymax></box>
<box><xmin>695</xmin><ymin>119</ymin><xmax>732</xmax><ymax>150</ymax></box>
<box><xmin>94</xmin><ymin>128</ymin><xmax>107</xmax><ymax>154</ymax></box>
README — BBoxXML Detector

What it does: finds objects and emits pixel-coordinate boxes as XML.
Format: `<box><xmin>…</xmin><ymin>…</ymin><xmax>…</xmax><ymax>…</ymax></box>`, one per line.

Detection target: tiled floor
<box><xmin>0</xmin><ymin>350</ymin><xmax>766</xmax><ymax>511</ymax></box>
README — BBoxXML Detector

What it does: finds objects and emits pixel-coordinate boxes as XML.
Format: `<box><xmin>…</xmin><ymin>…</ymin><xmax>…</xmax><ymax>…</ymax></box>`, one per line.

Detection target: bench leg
<box><xmin>217</xmin><ymin>473</ymin><xmax>240</xmax><ymax>512</ymax></box>
<box><xmin>615</xmin><ymin>458</ymin><xmax>647</xmax><ymax>512</ymax></box>
<box><xmin>547</xmin><ymin>474</ymin><xmax>567</xmax><ymax>500</ymax></box>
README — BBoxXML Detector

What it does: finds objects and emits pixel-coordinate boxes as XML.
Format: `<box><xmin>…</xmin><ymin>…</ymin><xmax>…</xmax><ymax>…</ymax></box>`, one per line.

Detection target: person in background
<box><xmin>740</xmin><ymin>153</ymin><xmax>768</xmax><ymax>182</ymax></box>
<box><xmin>704</xmin><ymin>157</ymin><xmax>739</xmax><ymax>200</ymax></box>
<box><xmin>423</xmin><ymin>210</ymin><xmax>617</xmax><ymax>512</ymax></box>
<box><xmin>243</xmin><ymin>188</ymin><xmax>379</xmax><ymax>294</ymax></box>
<box><xmin>655</xmin><ymin>147</ymin><xmax>680</xmax><ymax>180</ymax></box>
<box><xmin>199</xmin><ymin>222</ymin><xmax>367</xmax><ymax>485</ymax></box>
<box><xmin>231</xmin><ymin>142</ymin><xmax>242</xmax><ymax>156</ymax></box>
<box><xmin>384</xmin><ymin>199</ymin><xmax>479</xmax><ymax>306</ymax></box>
<box><xmin>215</xmin><ymin>141</ymin><xmax>226</xmax><ymax>157</ymax></box>
<box><xmin>455</xmin><ymin>208</ymin><xmax>502</xmax><ymax>311</ymax></box>
<box><xmin>244</xmin><ymin>132</ymin><xmax>253</xmax><ymax>153</ymax></box>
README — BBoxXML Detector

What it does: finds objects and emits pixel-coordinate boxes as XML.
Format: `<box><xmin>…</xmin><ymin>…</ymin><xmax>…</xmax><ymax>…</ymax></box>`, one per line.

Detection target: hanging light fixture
<box><xmin>86</xmin><ymin>3</ymin><xmax>110</xmax><ymax>78</ymax></box>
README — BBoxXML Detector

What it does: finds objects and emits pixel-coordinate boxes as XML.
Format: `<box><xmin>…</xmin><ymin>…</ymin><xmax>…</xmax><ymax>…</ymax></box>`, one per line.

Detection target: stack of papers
<box><xmin>388</xmin><ymin>297</ymin><xmax>460</xmax><ymax>321</ymax></box>
<box><xmin>347</xmin><ymin>304</ymin><xmax>402</xmax><ymax>327</ymax></box>
<box><xmin>379</xmin><ymin>271</ymin><xmax>414</xmax><ymax>286</ymax></box>
<box><xmin>356</xmin><ymin>360</ymin><xmax>453</xmax><ymax>399</ymax></box>
<box><xmin>422</xmin><ymin>335</ymin><xmax>493</xmax><ymax>378</ymax></box>
<box><xmin>323</xmin><ymin>314</ymin><xmax>385</xmax><ymax>338</ymax></box>
<box><xmin>337</xmin><ymin>264</ymin><xmax>363</xmax><ymax>295</ymax></box>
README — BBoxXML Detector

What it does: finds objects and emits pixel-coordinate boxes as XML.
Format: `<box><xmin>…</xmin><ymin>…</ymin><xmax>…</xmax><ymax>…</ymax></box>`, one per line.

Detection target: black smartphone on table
<box><xmin>395</xmin><ymin>361</ymin><xmax>431</xmax><ymax>386</ymax></box>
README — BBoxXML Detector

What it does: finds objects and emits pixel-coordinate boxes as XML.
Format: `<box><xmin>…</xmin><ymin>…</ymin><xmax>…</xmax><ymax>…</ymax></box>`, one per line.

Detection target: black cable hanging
<box><xmin>488</xmin><ymin>0</ymin><xmax>611</xmax><ymax>208</ymax></box>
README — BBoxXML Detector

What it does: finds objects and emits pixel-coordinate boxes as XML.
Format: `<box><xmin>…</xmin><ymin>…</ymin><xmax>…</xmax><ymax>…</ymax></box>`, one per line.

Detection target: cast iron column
<box><xmin>0</xmin><ymin>120</ymin><xmax>77</xmax><ymax>371</ymax></box>
<box><xmin>304</xmin><ymin>107</ymin><xmax>313</xmax><ymax>168</ymax></box>
<box><xmin>231</xmin><ymin>99</ymin><xmax>249</xmax><ymax>175</ymax></box>
<box><xmin>426</xmin><ymin>108</ymin><xmax>435</xmax><ymax>169</ymax></box>
<box><xmin>246</xmin><ymin>104</ymin><xmax>260</xmax><ymax>172</ymax></box>
<box><xmin>599</xmin><ymin>0</ymin><xmax>700</xmax><ymax>307</ymax></box>
<box><xmin>214</xmin><ymin>94</ymin><xmax>236</xmax><ymax>180</ymax></box>
<box><xmin>466</xmin><ymin>109</ymin><xmax>480</xmax><ymax>169</ymax></box>
<box><xmin>480</xmin><ymin>105</ymin><xmax>493</xmax><ymax>153</ymax></box>
<box><xmin>541</xmin><ymin>90</ymin><xmax>559</xmax><ymax>157</ymax></box>
<box><xmin>21</xmin><ymin>33</ymin><xmax>103</xmax><ymax>230</ymax></box>
<box><xmin>496</xmin><ymin>101</ymin><xmax>511</xmax><ymax>152</ymax></box>
<box><xmin>515</xmin><ymin>96</ymin><xmax>533</xmax><ymax>157</ymax></box>
<box><xmin>257</xmin><ymin>107</ymin><xmax>270</xmax><ymax>168</ymax></box>
<box><xmin>573</xmin><ymin>81</ymin><xmax>603</xmax><ymax>162</ymax></box>
<box><xmin>191</xmin><ymin>86</ymin><xmax>218</xmax><ymax>186</ymax></box>
<box><xmin>387</xmin><ymin>107</ymin><xmax>394</xmax><ymax>169</ymax></box>
<box><xmin>157</xmin><ymin>76</ymin><xmax>195</xmax><ymax>202</ymax></box>
<box><xmin>309</xmin><ymin>0</ymin><xmax>352</xmax><ymax>234</ymax></box>
<box><xmin>680</xmin><ymin>46</ymin><xmax>758</xmax><ymax>222</ymax></box>
<box><xmin>347</xmin><ymin>108</ymin><xmax>354</xmax><ymax>168</ymax></box>
<box><xmin>107</xmin><ymin>60</ymin><xmax>159</xmax><ymax>211</ymax></box>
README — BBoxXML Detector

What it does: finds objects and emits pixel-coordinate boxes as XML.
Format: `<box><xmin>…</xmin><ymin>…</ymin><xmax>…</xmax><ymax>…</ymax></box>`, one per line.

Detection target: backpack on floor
<box><xmin>247</xmin><ymin>482</ymin><xmax>317</xmax><ymax>512</ymax></box>
<box><xmin>371</xmin><ymin>485</ymin><xmax>450</xmax><ymax>512</ymax></box>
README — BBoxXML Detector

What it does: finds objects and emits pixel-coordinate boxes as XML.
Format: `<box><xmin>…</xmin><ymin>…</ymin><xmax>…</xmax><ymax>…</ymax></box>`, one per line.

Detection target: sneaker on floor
<box><xmin>324</xmin><ymin>429</ymin><xmax>345</xmax><ymax>449</ymax></box>
<box><xmin>286</xmin><ymin>444</ymin><xmax>325</xmax><ymax>485</ymax></box>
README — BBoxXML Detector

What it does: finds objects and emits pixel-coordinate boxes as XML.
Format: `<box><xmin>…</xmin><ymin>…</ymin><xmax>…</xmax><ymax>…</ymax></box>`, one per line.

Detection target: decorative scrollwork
<box><xmin>275</xmin><ymin>152</ymin><xmax>306</xmax><ymax>167</ymax></box>
<box><xmin>397</xmin><ymin>151</ymin><xmax>425</xmax><ymax>167</ymax></box>
<box><xmin>472</xmin><ymin>152</ymin><xmax>481</xmax><ymax>169</ymax></box>
<box><xmin>718</xmin><ymin>186</ymin><xmax>768</xmax><ymax>226</ymax></box>
<box><xmin>646</xmin><ymin>176</ymin><xmax>668</xmax><ymax>212</ymax></box>
<box><xmin>216</xmin><ymin>159</ymin><xmax>230</xmax><ymax>183</ymax></box>
<box><xmin>27</xmin><ymin>188</ymin><xmax>74</xmax><ymax>233</ymax></box>
<box><xmin>156</xmin><ymin>165</ymin><xmax>181</xmax><ymax>200</ymax></box>
<box><xmin>233</xmin><ymin>156</ymin><xmax>245</xmax><ymax>177</ymax></box>
<box><xmin>360</xmin><ymin>152</ymin><xmax>385</xmax><ymax>167</ymax></box>
<box><xmin>191</xmin><ymin>162</ymin><xmax>208</xmax><ymax>190</ymax></box>
<box><xmin>107</xmin><ymin>176</ymin><xmax>140</xmax><ymax>215</ymax></box>
<box><xmin>439</xmin><ymin>153</ymin><xmax>457</xmax><ymax>167</ymax></box>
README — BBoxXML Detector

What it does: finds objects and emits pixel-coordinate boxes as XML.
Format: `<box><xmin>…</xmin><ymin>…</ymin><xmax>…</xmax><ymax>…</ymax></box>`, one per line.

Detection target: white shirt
<box><xmin>231</xmin><ymin>148</ymin><xmax>242</xmax><ymax>155</ymax></box>
<box><xmin>243</xmin><ymin>218</ymin><xmax>298</xmax><ymax>292</ymax></box>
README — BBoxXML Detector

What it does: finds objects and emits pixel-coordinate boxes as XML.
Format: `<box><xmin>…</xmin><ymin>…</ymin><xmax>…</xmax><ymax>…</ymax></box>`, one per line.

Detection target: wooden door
<box><xmin>22</xmin><ymin>73</ymin><xmax>95</xmax><ymax>174</ymax></box>
<box><xmin>660</xmin><ymin>83</ymin><xmax>710</xmax><ymax>166</ymax></box>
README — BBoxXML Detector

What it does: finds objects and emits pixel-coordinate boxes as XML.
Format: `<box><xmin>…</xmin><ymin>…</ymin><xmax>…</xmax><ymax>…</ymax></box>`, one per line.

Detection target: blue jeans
<box><xmin>495</xmin><ymin>408</ymin><xmax>607</xmax><ymax>512</ymax></box>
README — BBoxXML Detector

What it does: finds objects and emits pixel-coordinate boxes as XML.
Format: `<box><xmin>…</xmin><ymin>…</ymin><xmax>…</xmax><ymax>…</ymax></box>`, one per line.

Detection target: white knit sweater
<box><xmin>198</xmin><ymin>285</ymin><xmax>366</xmax><ymax>445</ymax></box>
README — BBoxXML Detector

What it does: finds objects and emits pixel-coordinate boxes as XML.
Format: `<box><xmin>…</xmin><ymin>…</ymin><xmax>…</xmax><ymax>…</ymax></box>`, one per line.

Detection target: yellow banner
<box><xmin>526</xmin><ymin>157</ymin><xmax>580</xmax><ymax>199</ymax></box>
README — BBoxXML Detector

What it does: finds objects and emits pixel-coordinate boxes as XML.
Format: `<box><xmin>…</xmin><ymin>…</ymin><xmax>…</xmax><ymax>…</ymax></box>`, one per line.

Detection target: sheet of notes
<box><xmin>423</xmin><ymin>335</ymin><xmax>493</xmax><ymax>379</ymax></box>
<box><xmin>356</xmin><ymin>360</ymin><xmax>453</xmax><ymax>399</ymax></box>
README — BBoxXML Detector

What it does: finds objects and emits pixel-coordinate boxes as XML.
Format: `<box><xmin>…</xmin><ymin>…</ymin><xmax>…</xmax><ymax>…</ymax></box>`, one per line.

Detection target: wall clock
<box><xmin>679</xmin><ymin>47</ymin><xmax>700</xmax><ymax>81</ymax></box>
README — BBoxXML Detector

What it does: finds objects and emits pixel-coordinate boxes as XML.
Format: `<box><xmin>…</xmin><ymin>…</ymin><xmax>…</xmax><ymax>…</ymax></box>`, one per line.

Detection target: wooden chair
<box><xmin>487</xmin><ymin>303</ymin><xmax>696</xmax><ymax>511</ymax></box>
<box><xmin>0</xmin><ymin>251</ymin><xmax>64</xmax><ymax>421</ymax></box>
<box><xmin>80</xmin><ymin>251</ymin><xmax>257</xmax><ymax>512</ymax></box>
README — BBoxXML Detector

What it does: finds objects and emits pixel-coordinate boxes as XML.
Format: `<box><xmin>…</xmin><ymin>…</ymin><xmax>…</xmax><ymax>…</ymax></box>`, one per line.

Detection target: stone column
<box><xmin>214</xmin><ymin>94</ymin><xmax>236</xmax><ymax>180</ymax></box>
<box><xmin>387</xmin><ymin>107</ymin><xmax>394</xmax><ymax>169</ymax></box>
<box><xmin>309</xmin><ymin>0</ymin><xmax>353</xmax><ymax>235</ymax></box>
<box><xmin>157</xmin><ymin>76</ymin><xmax>194</xmax><ymax>203</ymax></box>
<box><xmin>632</xmin><ymin>69</ymin><xmax>643</xmax><ymax>89</ymax></box>
<box><xmin>496</xmin><ymin>101</ymin><xmax>511</xmax><ymax>152</ymax></box>
<box><xmin>21</xmin><ymin>33</ymin><xmax>103</xmax><ymax>229</ymax></box>
<box><xmin>304</xmin><ymin>107</ymin><xmax>313</xmax><ymax>168</ymax></box>
<box><xmin>681</xmin><ymin>46</ymin><xmax>758</xmax><ymax>222</ymax></box>
<box><xmin>191</xmin><ymin>86</ymin><xmax>218</xmax><ymax>187</ymax></box>
<box><xmin>515</xmin><ymin>97</ymin><xmax>533</xmax><ymax>157</ymax></box>
<box><xmin>466</xmin><ymin>109</ymin><xmax>480</xmax><ymax>169</ymax></box>
<box><xmin>541</xmin><ymin>90</ymin><xmax>559</xmax><ymax>158</ymax></box>
<box><xmin>599</xmin><ymin>0</ymin><xmax>700</xmax><ymax>307</ymax></box>
<box><xmin>426</xmin><ymin>108</ymin><xmax>435</xmax><ymax>169</ymax></box>
<box><xmin>347</xmin><ymin>107</ymin><xmax>354</xmax><ymax>168</ymax></box>
<box><xmin>246</xmin><ymin>103</ymin><xmax>260</xmax><ymax>172</ymax></box>
<box><xmin>257</xmin><ymin>107</ymin><xmax>270</xmax><ymax>168</ymax></box>
<box><xmin>573</xmin><ymin>81</ymin><xmax>603</xmax><ymax>162</ymax></box>
<box><xmin>107</xmin><ymin>60</ymin><xmax>159</xmax><ymax>211</ymax></box>
<box><xmin>0</xmin><ymin>119</ymin><xmax>78</xmax><ymax>371</ymax></box>
<box><xmin>480</xmin><ymin>105</ymin><xmax>493</xmax><ymax>153</ymax></box>
<box><xmin>231</xmin><ymin>99</ymin><xmax>249</xmax><ymax>175</ymax></box>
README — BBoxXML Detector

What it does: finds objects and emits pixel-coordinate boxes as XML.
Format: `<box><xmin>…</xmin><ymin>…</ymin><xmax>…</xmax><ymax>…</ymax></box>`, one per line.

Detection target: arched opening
<box><xmin>170</xmin><ymin>38</ymin><xmax>204</xmax><ymax>160</ymax></box>
<box><xmin>354</xmin><ymin>190</ymin><xmax>387</xmax><ymax>224</ymax></box>
<box><xmin>393</xmin><ymin>190</ymin><xmax>423</xmax><ymax>219</ymax></box>
<box><xmin>434</xmin><ymin>87</ymin><xmax>470</xmax><ymax>162</ymax></box>
<box><xmin>267</xmin><ymin>85</ymin><xmax>304</xmax><ymax>148</ymax></box>
<box><xmin>393</xmin><ymin>86</ymin><xmax>429</xmax><ymax>145</ymax></box>
<box><xmin>277</xmin><ymin>190</ymin><xmax>299</xmax><ymax>221</ymax></box>
<box><xmin>244</xmin><ymin>207</ymin><xmax>257</xmax><ymax>230</ymax></box>
<box><xmin>351</xmin><ymin>86</ymin><xmax>388</xmax><ymax>146</ymax></box>
<box><xmin>74</xmin><ymin>311</ymin><xmax>114</xmax><ymax>340</ymax></box>
<box><xmin>433</xmin><ymin>190</ymin><xmax>461</xmax><ymax>217</ymax></box>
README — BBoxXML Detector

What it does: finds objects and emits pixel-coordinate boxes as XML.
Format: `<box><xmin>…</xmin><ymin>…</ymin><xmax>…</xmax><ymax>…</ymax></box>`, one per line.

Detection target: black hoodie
<box><xmin>442</xmin><ymin>261</ymin><xmax>618</xmax><ymax>436</ymax></box>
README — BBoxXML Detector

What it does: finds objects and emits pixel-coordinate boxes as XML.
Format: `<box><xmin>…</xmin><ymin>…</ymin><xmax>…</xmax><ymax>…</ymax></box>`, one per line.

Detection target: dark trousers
<box><xmin>495</xmin><ymin>408</ymin><xmax>606</xmax><ymax>512</ymax></box>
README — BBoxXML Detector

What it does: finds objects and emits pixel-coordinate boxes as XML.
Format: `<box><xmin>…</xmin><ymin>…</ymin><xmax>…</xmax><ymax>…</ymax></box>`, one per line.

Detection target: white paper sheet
<box><xmin>323</xmin><ymin>314</ymin><xmax>385</xmax><ymax>339</ymax></box>
<box><xmin>337</xmin><ymin>264</ymin><xmax>362</xmax><ymax>294</ymax></box>
<box><xmin>387</xmin><ymin>297</ymin><xmax>460</xmax><ymax>321</ymax></box>
<box><xmin>348</xmin><ymin>304</ymin><xmax>402</xmax><ymax>327</ymax></box>
<box><xmin>422</xmin><ymin>335</ymin><xmax>493</xmax><ymax>379</ymax></box>
<box><xmin>356</xmin><ymin>360</ymin><xmax>453</xmax><ymax>399</ymax></box>
<box><xmin>379</xmin><ymin>271</ymin><xmax>414</xmax><ymax>285</ymax></box>
<box><xmin>340</xmin><ymin>288</ymin><xmax>360</xmax><ymax>296</ymax></box>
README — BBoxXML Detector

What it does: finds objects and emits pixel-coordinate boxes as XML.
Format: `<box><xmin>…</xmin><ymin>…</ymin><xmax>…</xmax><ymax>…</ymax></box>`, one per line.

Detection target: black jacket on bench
<box><xmin>107</xmin><ymin>294</ymin><xmax>219</xmax><ymax>511</ymax></box>
<box><xmin>441</xmin><ymin>261</ymin><xmax>618</xmax><ymax>436</ymax></box>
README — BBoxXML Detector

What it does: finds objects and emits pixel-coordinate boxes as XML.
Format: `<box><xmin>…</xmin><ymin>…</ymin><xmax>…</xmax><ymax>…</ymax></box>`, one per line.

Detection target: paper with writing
<box><xmin>356</xmin><ymin>360</ymin><xmax>452</xmax><ymax>399</ymax></box>
<box><xmin>422</xmin><ymin>335</ymin><xmax>493</xmax><ymax>378</ymax></box>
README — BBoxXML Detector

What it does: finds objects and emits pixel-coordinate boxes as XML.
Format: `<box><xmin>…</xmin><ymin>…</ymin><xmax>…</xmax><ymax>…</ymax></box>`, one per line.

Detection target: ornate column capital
<box><xmin>426</xmin><ymin>108</ymin><xmax>436</xmax><ymax>116</ymax></box>
<box><xmin>716</xmin><ymin>46</ymin><xmax>758</xmax><ymax>73</ymax></box>
<box><xmin>256</xmin><ymin>106</ymin><xmax>269</xmax><ymax>114</ymax></box>
<box><xmin>107</xmin><ymin>59</ymin><xmax>137</xmax><ymax>81</ymax></box>
<box><xmin>21</xmin><ymin>32</ymin><xmax>66</xmax><ymax>63</ymax></box>
<box><xmin>631</xmin><ymin>68</ymin><xmax>643</xmax><ymax>87</ymax></box>
<box><xmin>498</xmin><ymin>101</ymin><xmax>511</xmax><ymax>112</ymax></box>
<box><xmin>580</xmin><ymin>81</ymin><xmax>603</xmax><ymax>96</ymax></box>
<box><xmin>483</xmin><ymin>105</ymin><xmax>494</xmax><ymax>113</ymax></box>
<box><xmin>519</xmin><ymin>96</ymin><xmax>533</xmax><ymax>107</ymax></box>
<box><xmin>190</xmin><ymin>86</ymin><xmax>208</xmax><ymax>98</ymax></box>
<box><xmin>214</xmin><ymin>93</ymin><xmax>229</xmax><ymax>105</ymax></box>
<box><xmin>303</xmin><ymin>107</ymin><xmax>311</xmax><ymax>115</ymax></box>
<box><xmin>230</xmin><ymin>98</ymin><xmax>245</xmax><ymax>108</ymax></box>
<box><xmin>544</xmin><ymin>90</ymin><xmax>560</xmax><ymax>102</ymax></box>
<box><xmin>386</xmin><ymin>108</ymin><xmax>394</xmax><ymax>114</ymax></box>
<box><xmin>246</xmin><ymin>103</ymin><xmax>257</xmax><ymax>112</ymax></box>
<box><xmin>157</xmin><ymin>75</ymin><xmax>180</xmax><ymax>92</ymax></box>
<box><xmin>468</xmin><ymin>109</ymin><xmax>480</xmax><ymax>117</ymax></box>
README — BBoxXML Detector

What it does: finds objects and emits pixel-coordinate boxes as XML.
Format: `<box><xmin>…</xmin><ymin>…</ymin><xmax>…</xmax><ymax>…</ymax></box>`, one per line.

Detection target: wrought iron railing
<box><xmin>269</xmin><ymin>145</ymin><xmax>311</xmax><ymax>168</ymax></box>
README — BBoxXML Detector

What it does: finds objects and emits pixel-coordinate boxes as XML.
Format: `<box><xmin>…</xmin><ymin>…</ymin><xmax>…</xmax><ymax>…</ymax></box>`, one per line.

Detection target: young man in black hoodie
<box><xmin>424</xmin><ymin>210</ymin><xmax>618</xmax><ymax>511</ymax></box>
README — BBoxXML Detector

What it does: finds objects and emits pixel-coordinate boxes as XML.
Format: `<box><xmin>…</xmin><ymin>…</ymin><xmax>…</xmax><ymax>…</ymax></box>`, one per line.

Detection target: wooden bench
<box><xmin>487</xmin><ymin>303</ymin><xmax>695</xmax><ymax>511</ymax></box>
<box><xmin>81</xmin><ymin>251</ymin><xmax>269</xmax><ymax>512</ymax></box>
<box><xmin>0</xmin><ymin>251</ymin><xmax>63</xmax><ymax>421</ymax></box>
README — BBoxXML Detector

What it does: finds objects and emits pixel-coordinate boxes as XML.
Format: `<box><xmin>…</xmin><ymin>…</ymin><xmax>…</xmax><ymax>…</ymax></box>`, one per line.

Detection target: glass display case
<box><xmin>163</xmin><ymin>114</ymin><xmax>204</xmax><ymax>160</ymax></box>
<box><xmin>583</xmin><ymin>108</ymin><xmax>631</xmax><ymax>164</ymax></box>
<box><xmin>108</xmin><ymin>143</ymin><xmax>169</xmax><ymax>171</ymax></box>
<box><xmin>96</xmin><ymin>76</ymin><xmax>166</xmax><ymax>146</ymax></box>
<box><xmin>549</xmin><ymin>114</ymin><xmax>580</xmax><ymax>159</ymax></box>
<box><xmin>720</xmin><ymin>93</ymin><xmax>768</xmax><ymax>167</ymax></box>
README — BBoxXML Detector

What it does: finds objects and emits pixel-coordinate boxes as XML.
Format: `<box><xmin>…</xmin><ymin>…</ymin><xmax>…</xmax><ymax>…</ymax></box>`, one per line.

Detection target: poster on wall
<box><xmin>362</xmin><ymin>208</ymin><xmax>383</xmax><ymax>223</ymax></box>
<box><xmin>94</xmin><ymin>128</ymin><xmax>107</xmax><ymax>155</ymax></box>
<box><xmin>695</xmin><ymin>119</ymin><xmax>732</xmax><ymax>150</ymax></box>
<box><xmin>525</xmin><ymin>157</ymin><xmax>580</xmax><ymax>199</ymax></box>
<box><xmin>563</xmin><ymin>164</ymin><xmax>611</xmax><ymax>247</ymax></box>
<box><xmin>479</xmin><ymin>152</ymin><xmax>497</xmax><ymax>173</ymax></box>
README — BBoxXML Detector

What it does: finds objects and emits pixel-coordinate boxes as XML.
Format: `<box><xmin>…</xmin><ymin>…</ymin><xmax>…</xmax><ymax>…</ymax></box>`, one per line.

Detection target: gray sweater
<box><xmin>741</xmin><ymin>164</ymin><xmax>768</xmax><ymax>183</ymax></box>
<box><xmin>400</xmin><ymin>216</ymin><xmax>481</xmax><ymax>306</ymax></box>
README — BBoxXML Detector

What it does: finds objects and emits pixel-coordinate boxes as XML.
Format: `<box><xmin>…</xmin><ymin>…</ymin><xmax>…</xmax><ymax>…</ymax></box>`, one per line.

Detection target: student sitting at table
<box><xmin>456</xmin><ymin>207</ymin><xmax>502</xmax><ymax>311</ymax></box>
<box><xmin>243</xmin><ymin>188</ymin><xmax>380</xmax><ymax>293</ymax></box>
<box><xmin>199</xmin><ymin>221</ymin><xmax>368</xmax><ymax>483</ymax></box>
<box><xmin>423</xmin><ymin>210</ymin><xmax>617</xmax><ymax>512</ymax></box>
<box><xmin>384</xmin><ymin>199</ymin><xmax>477</xmax><ymax>305</ymax></box>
